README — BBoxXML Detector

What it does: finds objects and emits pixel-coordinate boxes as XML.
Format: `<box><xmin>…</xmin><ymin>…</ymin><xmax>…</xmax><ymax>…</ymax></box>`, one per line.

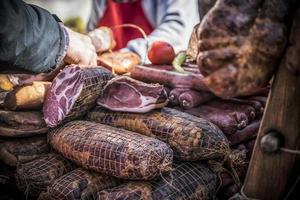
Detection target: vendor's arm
<box><xmin>125</xmin><ymin>0</ymin><xmax>200</xmax><ymax>62</ymax></box>
<box><xmin>0</xmin><ymin>0</ymin><xmax>96</xmax><ymax>73</ymax></box>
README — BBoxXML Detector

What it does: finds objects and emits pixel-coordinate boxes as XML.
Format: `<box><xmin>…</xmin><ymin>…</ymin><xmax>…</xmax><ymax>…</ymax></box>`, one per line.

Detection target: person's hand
<box><xmin>64</xmin><ymin>27</ymin><xmax>97</xmax><ymax>66</ymax></box>
<box><xmin>88</xmin><ymin>27</ymin><xmax>116</xmax><ymax>53</ymax></box>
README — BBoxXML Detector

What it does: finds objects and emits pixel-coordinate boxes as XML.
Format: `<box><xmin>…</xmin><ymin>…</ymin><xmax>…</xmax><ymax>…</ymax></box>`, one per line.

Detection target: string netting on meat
<box><xmin>151</xmin><ymin>162</ymin><xmax>218</xmax><ymax>200</ymax></box>
<box><xmin>48</xmin><ymin>168</ymin><xmax>120</xmax><ymax>200</ymax></box>
<box><xmin>86</xmin><ymin>107</ymin><xmax>230</xmax><ymax>161</ymax></box>
<box><xmin>49</xmin><ymin>121</ymin><xmax>172</xmax><ymax>180</ymax></box>
<box><xmin>64</xmin><ymin>68</ymin><xmax>113</xmax><ymax>121</ymax></box>
<box><xmin>101</xmin><ymin>162</ymin><xmax>219</xmax><ymax>200</ymax></box>
<box><xmin>15</xmin><ymin>154</ymin><xmax>74</xmax><ymax>197</ymax></box>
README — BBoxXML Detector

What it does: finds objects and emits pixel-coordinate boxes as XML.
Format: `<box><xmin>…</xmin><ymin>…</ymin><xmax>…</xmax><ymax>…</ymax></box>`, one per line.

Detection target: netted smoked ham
<box><xmin>15</xmin><ymin>154</ymin><xmax>74</xmax><ymax>197</ymax></box>
<box><xmin>48</xmin><ymin>121</ymin><xmax>173</xmax><ymax>180</ymax></box>
<box><xmin>87</xmin><ymin>107</ymin><xmax>230</xmax><ymax>161</ymax></box>
<box><xmin>4</xmin><ymin>81</ymin><xmax>51</xmax><ymax>110</ymax></box>
<box><xmin>0</xmin><ymin>110</ymin><xmax>48</xmax><ymax>137</ymax></box>
<box><xmin>97</xmin><ymin>52</ymin><xmax>140</xmax><ymax>74</ymax></box>
<box><xmin>97</xmin><ymin>76</ymin><xmax>168</xmax><ymax>113</ymax></box>
<box><xmin>98</xmin><ymin>162</ymin><xmax>219</xmax><ymax>200</ymax></box>
<box><xmin>197</xmin><ymin>0</ymin><xmax>289</xmax><ymax>98</ymax></box>
<box><xmin>43</xmin><ymin>66</ymin><xmax>113</xmax><ymax>127</ymax></box>
<box><xmin>0</xmin><ymin>135</ymin><xmax>49</xmax><ymax>167</ymax></box>
<box><xmin>39</xmin><ymin>168</ymin><xmax>121</xmax><ymax>200</ymax></box>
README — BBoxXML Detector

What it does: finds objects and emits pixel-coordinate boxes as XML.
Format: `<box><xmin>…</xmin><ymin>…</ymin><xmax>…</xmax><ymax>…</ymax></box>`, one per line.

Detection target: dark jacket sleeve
<box><xmin>0</xmin><ymin>0</ymin><xmax>68</xmax><ymax>73</ymax></box>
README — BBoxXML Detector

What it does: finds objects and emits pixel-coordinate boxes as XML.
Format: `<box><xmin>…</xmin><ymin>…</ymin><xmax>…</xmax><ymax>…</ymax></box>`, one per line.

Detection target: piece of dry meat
<box><xmin>197</xmin><ymin>0</ymin><xmax>289</xmax><ymax>98</ymax></box>
<box><xmin>97</xmin><ymin>76</ymin><xmax>168</xmax><ymax>113</ymax></box>
<box><xmin>43</xmin><ymin>65</ymin><xmax>113</xmax><ymax>127</ymax></box>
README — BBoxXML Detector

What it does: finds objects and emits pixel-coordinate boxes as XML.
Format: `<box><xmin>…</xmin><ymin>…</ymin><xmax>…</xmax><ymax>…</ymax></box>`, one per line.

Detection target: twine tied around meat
<box><xmin>110</xmin><ymin>24</ymin><xmax>149</xmax><ymax>74</ymax></box>
<box><xmin>208</xmin><ymin>148</ymin><xmax>247</xmax><ymax>192</ymax></box>
<box><xmin>158</xmin><ymin>169</ymin><xmax>182</xmax><ymax>195</ymax></box>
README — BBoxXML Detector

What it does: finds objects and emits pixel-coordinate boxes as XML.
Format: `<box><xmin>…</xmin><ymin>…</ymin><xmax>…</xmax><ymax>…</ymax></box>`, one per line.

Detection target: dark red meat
<box><xmin>223</xmin><ymin>98</ymin><xmax>264</xmax><ymax>116</ymax></box>
<box><xmin>97</xmin><ymin>76</ymin><xmax>168</xmax><ymax>113</ymax></box>
<box><xmin>207</xmin><ymin>99</ymin><xmax>256</xmax><ymax>121</ymax></box>
<box><xmin>130</xmin><ymin>65</ymin><xmax>208</xmax><ymax>91</ymax></box>
<box><xmin>178</xmin><ymin>90</ymin><xmax>215</xmax><ymax>109</ymax></box>
<box><xmin>169</xmin><ymin>88</ymin><xmax>189</xmax><ymax>105</ymax></box>
<box><xmin>43</xmin><ymin>65</ymin><xmax>113</xmax><ymax>127</ymax></box>
<box><xmin>143</xmin><ymin>64</ymin><xmax>174</xmax><ymax>71</ymax></box>
<box><xmin>197</xmin><ymin>0</ymin><xmax>289</xmax><ymax>97</ymax></box>
<box><xmin>181</xmin><ymin>105</ymin><xmax>248</xmax><ymax>135</ymax></box>
<box><xmin>227</xmin><ymin>120</ymin><xmax>260</xmax><ymax>146</ymax></box>
<box><xmin>143</xmin><ymin>64</ymin><xmax>201</xmax><ymax>73</ymax></box>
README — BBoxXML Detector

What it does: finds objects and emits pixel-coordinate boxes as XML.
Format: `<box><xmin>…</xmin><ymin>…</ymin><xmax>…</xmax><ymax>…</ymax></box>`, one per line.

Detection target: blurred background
<box><xmin>25</xmin><ymin>0</ymin><xmax>93</xmax><ymax>33</ymax></box>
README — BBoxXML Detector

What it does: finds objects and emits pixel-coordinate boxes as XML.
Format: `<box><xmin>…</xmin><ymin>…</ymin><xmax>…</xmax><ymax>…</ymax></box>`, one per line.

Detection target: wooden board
<box><xmin>243</xmin><ymin>7</ymin><xmax>300</xmax><ymax>199</ymax></box>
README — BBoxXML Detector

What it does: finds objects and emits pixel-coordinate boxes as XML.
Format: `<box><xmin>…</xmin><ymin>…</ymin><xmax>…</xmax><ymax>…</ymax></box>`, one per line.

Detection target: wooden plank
<box><xmin>243</xmin><ymin>7</ymin><xmax>300</xmax><ymax>200</ymax></box>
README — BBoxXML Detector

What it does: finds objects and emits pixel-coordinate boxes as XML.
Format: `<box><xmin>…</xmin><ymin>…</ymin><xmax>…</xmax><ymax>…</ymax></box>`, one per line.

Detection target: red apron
<box><xmin>97</xmin><ymin>0</ymin><xmax>154</xmax><ymax>50</ymax></box>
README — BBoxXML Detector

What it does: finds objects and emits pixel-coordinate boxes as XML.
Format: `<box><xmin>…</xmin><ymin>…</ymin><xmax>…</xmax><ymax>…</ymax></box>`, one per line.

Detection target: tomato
<box><xmin>148</xmin><ymin>41</ymin><xmax>176</xmax><ymax>65</ymax></box>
